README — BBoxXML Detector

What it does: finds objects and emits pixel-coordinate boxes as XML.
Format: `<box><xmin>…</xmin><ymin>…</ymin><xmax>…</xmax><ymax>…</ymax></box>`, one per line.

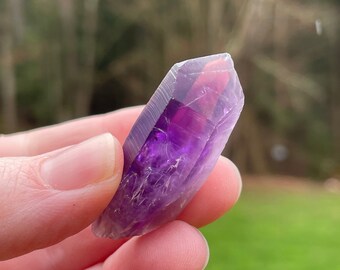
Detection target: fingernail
<box><xmin>41</xmin><ymin>133</ymin><xmax>117</xmax><ymax>190</ymax></box>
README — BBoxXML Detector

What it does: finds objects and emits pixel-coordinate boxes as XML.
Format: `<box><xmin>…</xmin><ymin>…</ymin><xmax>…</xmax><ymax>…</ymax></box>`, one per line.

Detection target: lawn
<box><xmin>201</xmin><ymin>178</ymin><xmax>340</xmax><ymax>270</ymax></box>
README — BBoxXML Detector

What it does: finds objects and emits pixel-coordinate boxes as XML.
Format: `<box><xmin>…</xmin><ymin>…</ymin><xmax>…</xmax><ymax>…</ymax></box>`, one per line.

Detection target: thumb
<box><xmin>0</xmin><ymin>133</ymin><xmax>123</xmax><ymax>260</ymax></box>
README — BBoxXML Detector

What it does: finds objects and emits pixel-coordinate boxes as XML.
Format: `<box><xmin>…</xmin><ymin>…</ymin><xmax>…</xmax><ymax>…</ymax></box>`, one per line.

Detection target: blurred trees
<box><xmin>0</xmin><ymin>0</ymin><xmax>19</xmax><ymax>132</ymax></box>
<box><xmin>0</xmin><ymin>0</ymin><xmax>339</xmax><ymax>178</ymax></box>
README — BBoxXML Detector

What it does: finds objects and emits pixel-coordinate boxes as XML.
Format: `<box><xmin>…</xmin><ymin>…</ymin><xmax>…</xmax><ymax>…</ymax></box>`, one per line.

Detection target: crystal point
<box><xmin>92</xmin><ymin>53</ymin><xmax>244</xmax><ymax>239</ymax></box>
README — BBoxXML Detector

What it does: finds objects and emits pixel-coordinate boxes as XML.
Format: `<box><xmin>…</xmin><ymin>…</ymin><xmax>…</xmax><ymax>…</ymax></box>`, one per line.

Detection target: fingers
<box><xmin>0</xmin><ymin>221</ymin><xmax>209</xmax><ymax>270</ymax></box>
<box><xmin>0</xmin><ymin>228</ymin><xmax>127</xmax><ymax>270</ymax></box>
<box><xmin>0</xmin><ymin>134</ymin><xmax>123</xmax><ymax>260</ymax></box>
<box><xmin>102</xmin><ymin>221</ymin><xmax>209</xmax><ymax>270</ymax></box>
<box><xmin>0</xmin><ymin>157</ymin><xmax>241</xmax><ymax>267</ymax></box>
<box><xmin>0</xmin><ymin>106</ymin><xmax>143</xmax><ymax>157</ymax></box>
<box><xmin>178</xmin><ymin>156</ymin><xmax>242</xmax><ymax>228</ymax></box>
<box><xmin>0</xmin><ymin>106</ymin><xmax>242</xmax><ymax>265</ymax></box>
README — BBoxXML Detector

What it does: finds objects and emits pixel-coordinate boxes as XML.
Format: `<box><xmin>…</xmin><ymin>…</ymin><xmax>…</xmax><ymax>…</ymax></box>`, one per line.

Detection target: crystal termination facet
<box><xmin>92</xmin><ymin>53</ymin><xmax>244</xmax><ymax>239</ymax></box>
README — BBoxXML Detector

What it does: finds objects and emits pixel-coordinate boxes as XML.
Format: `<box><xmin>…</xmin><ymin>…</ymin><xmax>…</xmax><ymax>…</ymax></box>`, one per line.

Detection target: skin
<box><xmin>0</xmin><ymin>106</ymin><xmax>242</xmax><ymax>270</ymax></box>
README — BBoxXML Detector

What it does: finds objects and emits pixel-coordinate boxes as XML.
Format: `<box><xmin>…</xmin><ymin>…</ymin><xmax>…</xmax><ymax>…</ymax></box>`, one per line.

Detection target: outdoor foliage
<box><xmin>0</xmin><ymin>0</ymin><xmax>339</xmax><ymax>178</ymax></box>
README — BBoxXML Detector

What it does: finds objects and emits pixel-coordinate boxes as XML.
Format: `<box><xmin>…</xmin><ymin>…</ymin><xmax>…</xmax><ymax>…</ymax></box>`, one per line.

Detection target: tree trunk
<box><xmin>0</xmin><ymin>2</ymin><xmax>18</xmax><ymax>133</ymax></box>
<box><xmin>58</xmin><ymin>0</ymin><xmax>77</xmax><ymax>119</ymax></box>
<box><xmin>74</xmin><ymin>0</ymin><xmax>99</xmax><ymax>117</ymax></box>
<box><xmin>273</xmin><ymin>1</ymin><xmax>289</xmax><ymax>109</ymax></box>
<box><xmin>328</xmin><ymin>16</ymin><xmax>340</xmax><ymax>167</ymax></box>
<box><xmin>9</xmin><ymin>0</ymin><xmax>25</xmax><ymax>42</ymax></box>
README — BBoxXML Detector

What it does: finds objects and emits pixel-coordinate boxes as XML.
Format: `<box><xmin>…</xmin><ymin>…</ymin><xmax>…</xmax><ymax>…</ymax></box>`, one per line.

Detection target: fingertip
<box><xmin>40</xmin><ymin>133</ymin><xmax>123</xmax><ymax>190</ymax></box>
<box><xmin>219</xmin><ymin>156</ymin><xmax>242</xmax><ymax>201</ymax></box>
<box><xmin>178</xmin><ymin>156</ymin><xmax>242</xmax><ymax>228</ymax></box>
<box><xmin>0</xmin><ymin>134</ymin><xmax>124</xmax><ymax>259</ymax></box>
<box><xmin>103</xmin><ymin>106</ymin><xmax>144</xmax><ymax>144</ymax></box>
<box><xmin>103</xmin><ymin>221</ymin><xmax>209</xmax><ymax>270</ymax></box>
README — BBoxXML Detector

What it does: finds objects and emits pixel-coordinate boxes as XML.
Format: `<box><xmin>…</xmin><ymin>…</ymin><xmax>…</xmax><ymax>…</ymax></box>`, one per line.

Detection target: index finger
<box><xmin>0</xmin><ymin>106</ymin><xmax>144</xmax><ymax>157</ymax></box>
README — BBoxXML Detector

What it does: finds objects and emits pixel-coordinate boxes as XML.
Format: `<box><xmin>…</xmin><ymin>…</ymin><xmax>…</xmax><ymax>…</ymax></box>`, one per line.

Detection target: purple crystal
<box><xmin>92</xmin><ymin>53</ymin><xmax>244</xmax><ymax>239</ymax></box>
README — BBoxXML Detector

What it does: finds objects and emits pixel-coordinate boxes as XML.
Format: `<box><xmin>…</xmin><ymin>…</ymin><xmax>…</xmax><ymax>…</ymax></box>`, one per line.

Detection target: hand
<box><xmin>0</xmin><ymin>106</ymin><xmax>242</xmax><ymax>270</ymax></box>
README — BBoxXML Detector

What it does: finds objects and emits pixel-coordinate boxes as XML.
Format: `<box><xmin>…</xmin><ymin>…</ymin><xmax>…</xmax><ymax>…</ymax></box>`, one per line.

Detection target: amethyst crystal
<box><xmin>92</xmin><ymin>53</ymin><xmax>244</xmax><ymax>239</ymax></box>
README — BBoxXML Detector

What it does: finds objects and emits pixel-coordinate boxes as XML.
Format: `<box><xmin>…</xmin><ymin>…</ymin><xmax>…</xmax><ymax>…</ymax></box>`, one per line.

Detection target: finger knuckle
<box><xmin>0</xmin><ymin>157</ymin><xmax>41</xmax><ymax>189</ymax></box>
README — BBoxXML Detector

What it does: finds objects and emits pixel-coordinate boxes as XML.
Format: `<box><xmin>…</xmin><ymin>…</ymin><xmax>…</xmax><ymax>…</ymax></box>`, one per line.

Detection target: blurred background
<box><xmin>0</xmin><ymin>0</ymin><xmax>339</xmax><ymax>269</ymax></box>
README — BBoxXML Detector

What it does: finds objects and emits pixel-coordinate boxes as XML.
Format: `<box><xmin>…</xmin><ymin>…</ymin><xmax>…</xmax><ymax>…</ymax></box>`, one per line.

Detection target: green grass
<box><xmin>201</xmin><ymin>186</ymin><xmax>340</xmax><ymax>270</ymax></box>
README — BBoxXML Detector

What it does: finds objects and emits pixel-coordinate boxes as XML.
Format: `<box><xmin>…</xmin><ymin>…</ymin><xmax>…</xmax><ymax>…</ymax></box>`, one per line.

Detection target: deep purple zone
<box><xmin>93</xmin><ymin>98</ymin><xmax>216</xmax><ymax>238</ymax></box>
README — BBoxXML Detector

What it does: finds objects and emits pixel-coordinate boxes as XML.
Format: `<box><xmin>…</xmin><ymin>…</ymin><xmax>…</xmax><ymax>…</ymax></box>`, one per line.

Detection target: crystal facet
<box><xmin>92</xmin><ymin>53</ymin><xmax>244</xmax><ymax>239</ymax></box>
